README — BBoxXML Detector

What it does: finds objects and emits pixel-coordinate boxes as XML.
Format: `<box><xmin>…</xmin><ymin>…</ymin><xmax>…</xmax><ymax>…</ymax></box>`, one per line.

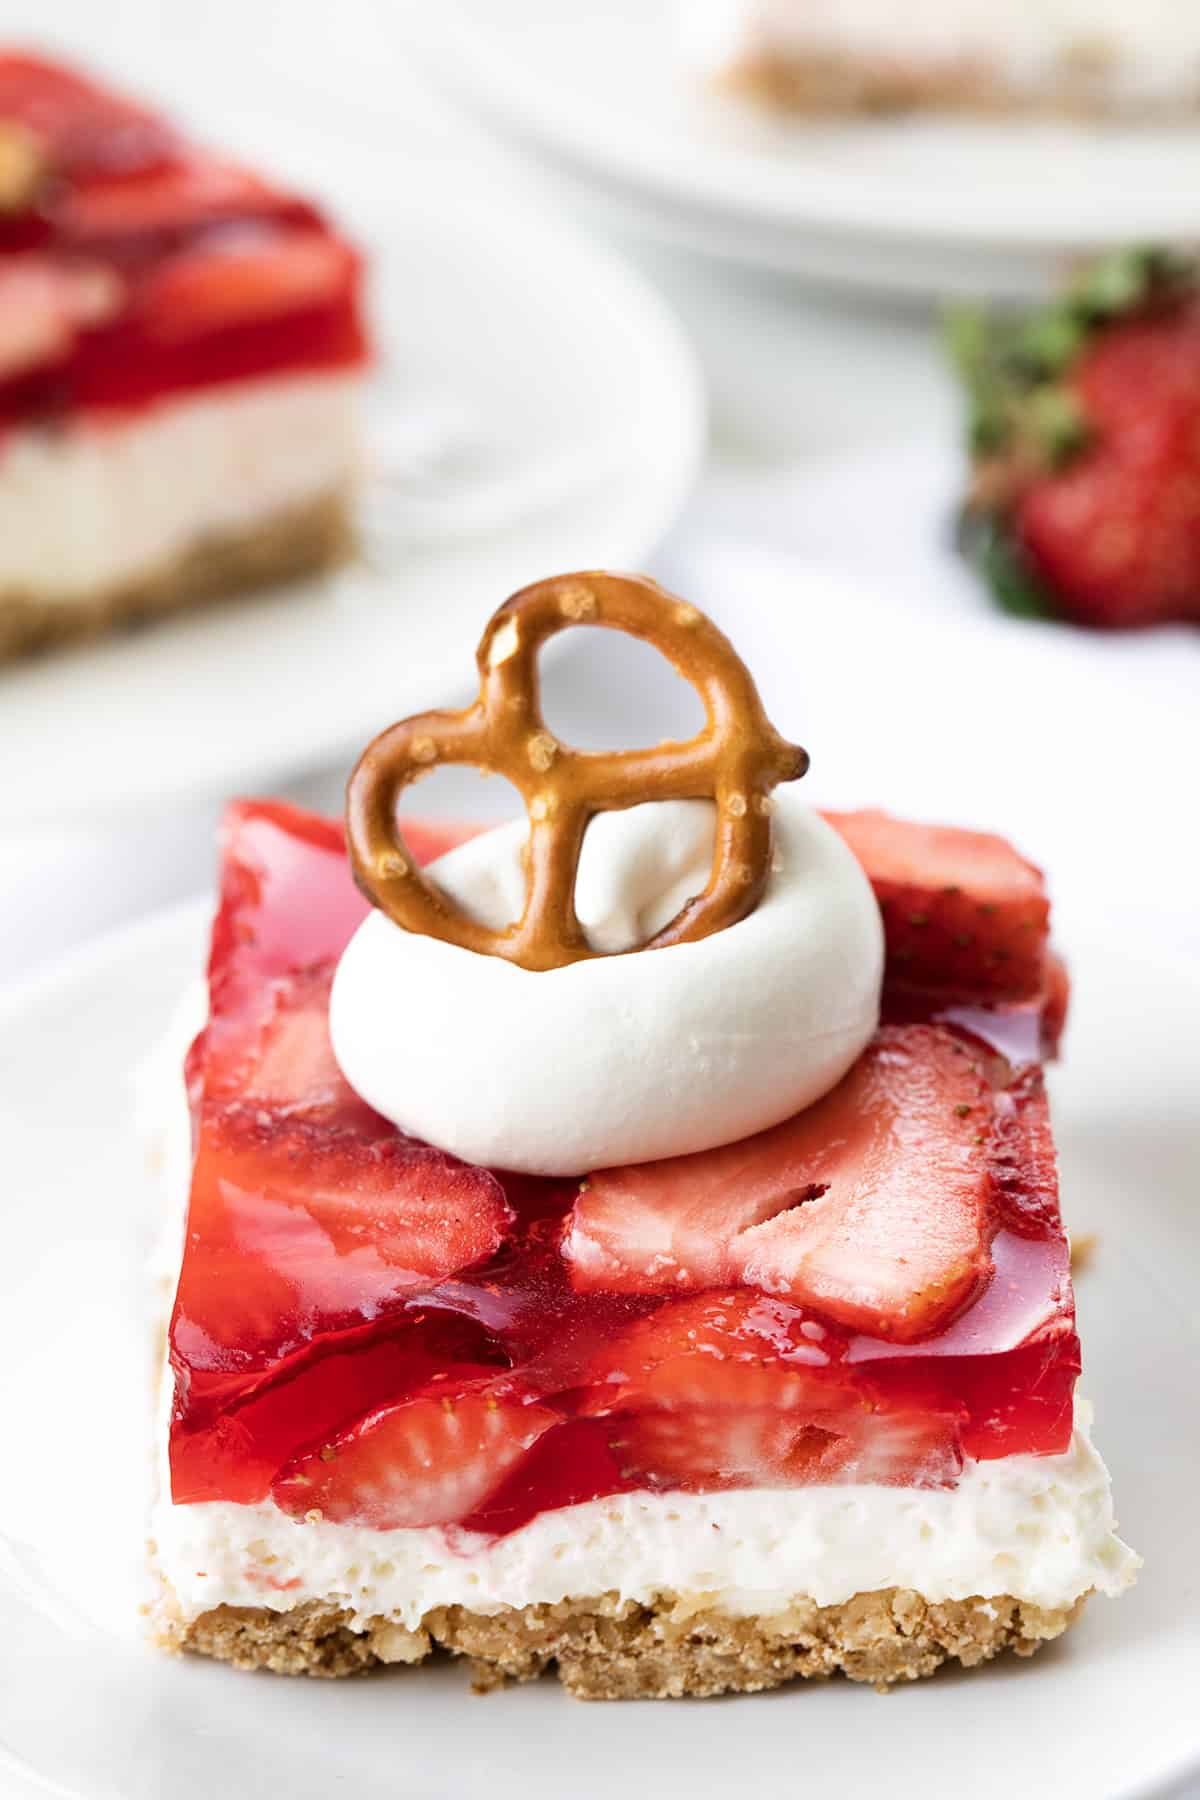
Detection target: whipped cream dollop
<box><xmin>330</xmin><ymin>793</ymin><xmax>883</xmax><ymax>1176</ymax></box>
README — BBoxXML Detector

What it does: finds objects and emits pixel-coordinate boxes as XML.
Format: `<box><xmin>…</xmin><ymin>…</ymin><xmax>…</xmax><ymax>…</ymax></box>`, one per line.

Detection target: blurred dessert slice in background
<box><xmin>679</xmin><ymin>1</ymin><xmax>1200</xmax><ymax>117</ymax></box>
<box><xmin>0</xmin><ymin>53</ymin><xmax>368</xmax><ymax>665</ymax></box>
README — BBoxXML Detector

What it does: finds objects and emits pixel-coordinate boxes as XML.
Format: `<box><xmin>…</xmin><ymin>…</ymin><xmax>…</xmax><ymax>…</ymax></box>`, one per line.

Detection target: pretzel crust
<box><xmin>346</xmin><ymin>573</ymin><xmax>807</xmax><ymax>972</ymax></box>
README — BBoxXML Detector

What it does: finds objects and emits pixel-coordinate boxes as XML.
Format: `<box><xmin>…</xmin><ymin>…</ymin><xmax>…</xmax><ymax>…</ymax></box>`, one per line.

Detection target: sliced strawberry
<box><xmin>0</xmin><ymin>57</ymin><xmax>369</xmax><ymax>424</ymax></box>
<box><xmin>207</xmin><ymin>800</ymin><xmax>481</xmax><ymax>1004</ymax></box>
<box><xmin>210</xmin><ymin>800</ymin><xmax>366</xmax><ymax>993</ymax></box>
<box><xmin>0</xmin><ymin>253</ymin><xmax>122</xmax><ymax>379</ymax></box>
<box><xmin>205</xmin><ymin>961</ymin><xmax>379</xmax><ymax>1133</ymax></box>
<box><xmin>562</xmin><ymin>1152</ymin><xmax>823</xmax><ymax>1296</ymax></box>
<box><xmin>988</xmin><ymin>1066</ymin><xmax>1061</xmax><ymax>1238</ymax></box>
<box><xmin>612</xmin><ymin>1410</ymin><xmax>847</xmax><ymax>1490</ymax></box>
<box><xmin>169</xmin><ymin>1317</ymin><xmax>508</xmax><ymax>1507</ymax></box>
<box><xmin>614</xmin><ymin>1406</ymin><xmax>960</xmax><ymax>1492</ymax></box>
<box><xmin>235</xmin><ymin>966</ymin><xmax>349</xmax><ymax>1115</ymax></box>
<box><xmin>173</xmin><ymin>1114</ymin><xmax>513</xmax><ymax>1365</ymax></box>
<box><xmin>736</xmin><ymin>1027</ymin><xmax>995</xmax><ymax>1339</ymax></box>
<box><xmin>824</xmin><ymin>809</ymin><xmax>1049</xmax><ymax>1003</ymax></box>
<box><xmin>57</xmin><ymin>158</ymin><xmax>291</xmax><ymax>241</ymax></box>
<box><xmin>588</xmin><ymin>1294</ymin><xmax>962</xmax><ymax>1491</ymax></box>
<box><xmin>134</xmin><ymin>227</ymin><xmax>355</xmax><ymax>344</ymax></box>
<box><xmin>567</xmin><ymin>1026</ymin><xmax>995</xmax><ymax>1344</ymax></box>
<box><xmin>272</xmin><ymin>1387</ymin><xmax>558</xmax><ymax>1529</ymax></box>
<box><xmin>198</xmin><ymin>802</ymin><xmax>487</xmax><ymax>1111</ymax></box>
<box><xmin>585</xmin><ymin>1291</ymin><xmax>847</xmax><ymax>1413</ymax></box>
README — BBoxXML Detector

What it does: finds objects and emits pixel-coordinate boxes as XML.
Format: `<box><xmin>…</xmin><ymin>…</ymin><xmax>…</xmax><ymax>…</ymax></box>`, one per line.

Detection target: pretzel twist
<box><xmin>346</xmin><ymin>573</ymin><xmax>808</xmax><ymax>972</ymax></box>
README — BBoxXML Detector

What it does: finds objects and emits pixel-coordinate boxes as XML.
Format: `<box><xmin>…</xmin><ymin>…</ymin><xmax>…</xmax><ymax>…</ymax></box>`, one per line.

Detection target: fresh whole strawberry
<box><xmin>951</xmin><ymin>248</ymin><xmax>1200</xmax><ymax>629</ymax></box>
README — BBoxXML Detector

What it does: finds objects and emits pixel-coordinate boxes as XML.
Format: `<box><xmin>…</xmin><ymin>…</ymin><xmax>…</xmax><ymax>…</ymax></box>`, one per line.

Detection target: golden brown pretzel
<box><xmin>0</xmin><ymin>121</ymin><xmax>48</xmax><ymax>214</ymax></box>
<box><xmin>345</xmin><ymin>572</ymin><xmax>807</xmax><ymax>972</ymax></box>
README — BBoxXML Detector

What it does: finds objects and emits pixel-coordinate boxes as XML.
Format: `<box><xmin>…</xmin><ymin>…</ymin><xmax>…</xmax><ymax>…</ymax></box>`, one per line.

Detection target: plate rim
<box><xmin>409</xmin><ymin>0</ymin><xmax>1200</xmax><ymax>259</ymax></box>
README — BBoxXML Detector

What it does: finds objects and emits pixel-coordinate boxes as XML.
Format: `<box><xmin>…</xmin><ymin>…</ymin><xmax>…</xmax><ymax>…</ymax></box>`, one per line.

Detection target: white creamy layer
<box><xmin>153</xmin><ymin>1408</ymin><xmax>1137</xmax><ymax>1630</ymax></box>
<box><xmin>0</xmin><ymin>372</ymin><xmax>360</xmax><ymax>599</ymax></box>
<box><xmin>332</xmin><ymin>795</ymin><xmax>884</xmax><ymax>1174</ymax></box>
<box><xmin>681</xmin><ymin>0</ymin><xmax>1200</xmax><ymax>105</ymax></box>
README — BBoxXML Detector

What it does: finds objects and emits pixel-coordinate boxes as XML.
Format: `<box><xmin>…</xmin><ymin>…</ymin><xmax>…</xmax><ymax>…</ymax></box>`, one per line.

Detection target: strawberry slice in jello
<box><xmin>273</xmin><ymin>1386</ymin><xmax>559</xmax><ymax>1530</ymax></box>
<box><xmin>0</xmin><ymin>54</ymin><xmax>367</xmax><ymax>426</ymax></box>
<box><xmin>564</xmin><ymin>1023</ymin><xmax>999</xmax><ymax>1339</ymax></box>
<box><xmin>167</xmin><ymin>799</ymin><xmax>1079</xmax><ymax>1528</ymax></box>
<box><xmin>824</xmin><ymin>810</ymin><xmax>1050</xmax><ymax>1004</ymax></box>
<box><xmin>584</xmin><ymin>1292</ymin><xmax>966</xmax><ymax>1493</ymax></box>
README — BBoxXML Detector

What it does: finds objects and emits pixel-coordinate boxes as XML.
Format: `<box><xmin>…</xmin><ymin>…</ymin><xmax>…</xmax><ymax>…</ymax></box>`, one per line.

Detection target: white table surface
<box><xmin>1</xmin><ymin>3</ymin><xmax>1192</xmax><ymax>990</ymax></box>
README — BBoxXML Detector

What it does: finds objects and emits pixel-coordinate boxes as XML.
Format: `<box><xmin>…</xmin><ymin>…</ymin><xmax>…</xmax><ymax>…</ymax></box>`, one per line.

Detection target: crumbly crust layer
<box><xmin>0</xmin><ymin>486</ymin><xmax>353</xmax><ymax>665</ymax></box>
<box><xmin>721</xmin><ymin>49</ymin><xmax>1200</xmax><ymax>118</ymax></box>
<box><xmin>158</xmin><ymin>1586</ymin><xmax>1085</xmax><ymax>1699</ymax></box>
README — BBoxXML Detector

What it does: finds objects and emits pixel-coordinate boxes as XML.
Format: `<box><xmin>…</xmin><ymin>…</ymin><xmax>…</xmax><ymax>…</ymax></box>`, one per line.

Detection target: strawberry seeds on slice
<box><xmin>824</xmin><ymin>809</ymin><xmax>1049</xmax><ymax>1003</ymax></box>
<box><xmin>272</xmin><ymin>1387</ymin><xmax>558</xmax><ymax>1530</ymax></box>
<box><xmin>566</xmin><ymin>1025</ymin><xmax>995</xmax><ymax>1344</ymax></box>
<box><xmin>736</xmin><ymin>1027</ymin><xmax>995</xmax><ymax>1338</ymax></box>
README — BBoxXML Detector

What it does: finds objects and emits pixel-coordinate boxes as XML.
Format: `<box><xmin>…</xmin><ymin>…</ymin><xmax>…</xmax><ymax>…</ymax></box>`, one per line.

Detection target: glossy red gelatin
<box><xmin>0</xmin><ymin>54</ymin><xmax>367</xmax><ymax>430</ymax></box>
<box><xmin>167</xmin><ymin>802</ymin><xmax>1079</xmax><ymax>1535</ymax></box>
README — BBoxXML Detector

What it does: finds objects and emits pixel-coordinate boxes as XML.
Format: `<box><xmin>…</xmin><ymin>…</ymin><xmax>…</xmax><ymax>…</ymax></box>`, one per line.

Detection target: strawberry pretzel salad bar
<box><xmin>149</xmin><ymin>574</ymin><xmax>1136</xmax><ymax>1699</ymax></box>
<box><xmin>0</xmin><ymin>53</ymin><xmax>367</xmax><ymax>663</ymax></box>
<box><xmin>679</xmin><ymin>0</ymin><xmax>1200</xmax><ymax>118</ymax></box>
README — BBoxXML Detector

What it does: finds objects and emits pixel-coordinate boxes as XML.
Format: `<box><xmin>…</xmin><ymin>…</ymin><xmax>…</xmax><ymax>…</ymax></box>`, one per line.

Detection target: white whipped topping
<box><xmin>152</xmin><ymin>1406</ymin><xmax>1138</xmax><ymax>1633</ymax></box>
<box><xmin>679</xmin><ymin>0</ymin><xmax>1200</xmax><ymax>105</ymax></box>
<box><xmin>330</xmin><ymin>793</ymin><xmax>884</xmax><ymax>1175</ymax></box>
<box><xmin>0</xmin><ymin>372</ymin><xmax>359</xmax><ymax>599</ymax></box>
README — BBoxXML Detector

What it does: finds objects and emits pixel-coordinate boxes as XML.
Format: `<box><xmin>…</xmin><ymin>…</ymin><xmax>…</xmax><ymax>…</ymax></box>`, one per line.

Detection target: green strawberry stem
<box><xmin>945</xmin><ymin>245</ymin><xmax>1195</xmax><ymax>471</ymax></box>
<box><xmin>955</xmin><ymin>511</ymin><xmax>1055</xmax><ymax>623</ymax></box>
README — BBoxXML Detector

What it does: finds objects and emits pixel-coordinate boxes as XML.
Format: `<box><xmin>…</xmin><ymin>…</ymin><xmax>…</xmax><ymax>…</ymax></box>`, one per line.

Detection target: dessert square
<box><xmin>150</xmin><ymin>795</ymin><xmax>1134</xmax><ymax>1697</ymax></box>
<box><xmin>0</xmin><ymin>53</ymin><xmax>368</xmax><ymax>662</ymax></box>
<box><xmin>680</xmin><ymin>2</ymin><xmax>1200</xmax><ymax>118</ymax></box>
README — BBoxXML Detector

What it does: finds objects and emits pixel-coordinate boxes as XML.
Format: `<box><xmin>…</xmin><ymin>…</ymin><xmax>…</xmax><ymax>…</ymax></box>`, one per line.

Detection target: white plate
<box><xmin>0</xmin><ymin>900</ymin><xmax>1198</xmax><ymax>1800</ymax></box>
<box><xmin>0</xmin><ymin>168</ymin><xmax>704</xmax><ymax>829</ymax></box>
<box><xmin>404</xmin><ymin>0</ymin><xmax>1200</xmax><ymax>297</ymax></box>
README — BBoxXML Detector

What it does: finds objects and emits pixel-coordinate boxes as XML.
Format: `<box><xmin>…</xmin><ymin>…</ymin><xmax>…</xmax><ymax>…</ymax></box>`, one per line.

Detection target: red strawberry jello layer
<box><xmin>169</xmin><ymin>799</ymin><xmax>1073</xmax><ymax>1514</ymax></box>
<box><xmin>0</xmin><ymin>54</ymin><xmax>368</xmax><ymax>661</ymax></box>
<box><xmin>151</xmin><ymin>801</ymin><xmax>1135</xmax><ymax>1694</ymax></box>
